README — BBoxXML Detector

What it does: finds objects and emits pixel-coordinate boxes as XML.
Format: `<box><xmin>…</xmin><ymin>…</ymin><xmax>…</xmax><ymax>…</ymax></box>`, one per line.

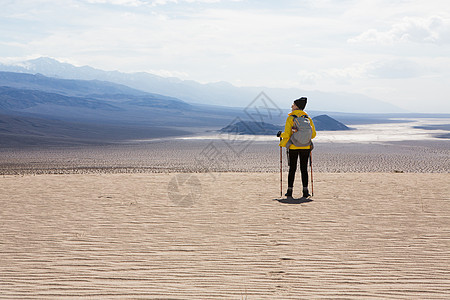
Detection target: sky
<box><xmin>1</xmin><ymin>0</ymin><xmax>450</xmax><ymax>113</ymax></box>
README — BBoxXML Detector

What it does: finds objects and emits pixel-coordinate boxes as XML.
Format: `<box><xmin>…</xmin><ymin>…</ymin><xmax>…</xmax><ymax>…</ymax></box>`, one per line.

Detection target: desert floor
<box><xmin>1</xmin><ymin>139</ymin><xmax>449</xmax><ymax>174</ymax></box>
<box><xmin>0</xmin><ymin>140</ymin><xmax>449</xmax><ymax>299</ymax></box>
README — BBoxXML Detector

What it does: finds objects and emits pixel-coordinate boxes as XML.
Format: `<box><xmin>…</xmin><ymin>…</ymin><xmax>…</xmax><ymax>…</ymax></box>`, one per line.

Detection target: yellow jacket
<box><xmin>279</xmin><ymin>110</ymin><xmax>316</xmax><ymax>149</ymax></box>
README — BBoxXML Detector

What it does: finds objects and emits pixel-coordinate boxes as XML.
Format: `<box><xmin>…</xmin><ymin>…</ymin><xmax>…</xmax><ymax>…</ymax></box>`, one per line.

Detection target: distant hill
<box><xmin>0</xmin><ymin>57</ymin><xmax>406</xmax><ymax>113</ymax></box>
<box><xmin>311</xmin><ymin>114</ymin><xmax>351</xmax><ymax>131</ymax></box>
<box><xmin>219</xmin><ymin>114</ymin><xmax>351</xmax><ymax>135</ymax></box>
<box><xmin>0</xmin><ymin>71</ymin><xmax>199</xmax><ymax>124</ymax></box>
<box><xmin>0</xmin><ymin>113</ymin><xmax>191</xmax><ymax>147</ymax></box>
<box><xmin>0</xmin><ymin>86</ymin><xmax>121</xmax><ymax>111</ymax></box>
<box><xmin>219</xmin><ymin>121</ymin><xmax>281</xmax><ymax>135</ymax></box>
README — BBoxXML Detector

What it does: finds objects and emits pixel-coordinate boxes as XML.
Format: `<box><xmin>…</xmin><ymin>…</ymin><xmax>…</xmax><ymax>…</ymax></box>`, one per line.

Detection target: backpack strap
<box><xmin>296</xmin><ymin>114</ymin><xmax>309</xmax><ymax>119</ymax></box>
<box><xmin>291</xmin><ymin>114</ymin><xmax>307</xmax><ymax>129</ymax></box>
<box><xmin>291</xmin><ymin>114</ymin><xmax>309</xmax><ymax>121</ymax></box>
<box><xmin>290</xmin><ymin>114</ymin><xmax>299</xmax><ymax>127</ymax></box>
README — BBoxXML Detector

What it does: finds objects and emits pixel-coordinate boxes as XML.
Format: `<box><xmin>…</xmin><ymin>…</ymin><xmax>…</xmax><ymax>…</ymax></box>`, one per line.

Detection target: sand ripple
<box><xmin>1</xmin><ymin>173</ymin><xmax>449</xmax><ymax>299</ymax></box>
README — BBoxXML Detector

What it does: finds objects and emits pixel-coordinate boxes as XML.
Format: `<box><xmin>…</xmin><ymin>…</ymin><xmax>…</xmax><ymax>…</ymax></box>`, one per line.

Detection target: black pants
<box><xmin>288</xmin><ymin>148</ymin><xmax>311</xmax><ymax>188</ymax></box>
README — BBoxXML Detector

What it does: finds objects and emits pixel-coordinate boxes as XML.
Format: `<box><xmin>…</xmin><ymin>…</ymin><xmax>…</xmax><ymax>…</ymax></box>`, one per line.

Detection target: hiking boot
<box><xmin>302</xmin><ymin>188</ymin><xmax>311</xmax><ymax>198</ymax></box>
<box><xmin>285</xmin><ymin>188</ymin><xmax>293</xmax><ymax>197</ymax></box>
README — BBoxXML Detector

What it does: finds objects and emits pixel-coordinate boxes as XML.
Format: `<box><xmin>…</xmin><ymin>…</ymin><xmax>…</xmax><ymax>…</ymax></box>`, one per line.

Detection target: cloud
<box><xmin>349</xmin><ymin>15</ymin><xmax>450</xmax><ymax>45</ymax></box>
<box><xmin>81</xmin><ymin>0</ymin><xmax>234</xmax><ymax>7</ymax></box>
<box><xmin>365</xmin><ymin>59</ymin><xmax>424</xmax><ymax>79</ymax></box>
<box><xmin>83</xmin><ymin>0</ymin><xmax>147</xmax><ymax>6</ymax></box>
<box><xmin>297</xmin><ymin>58</ymin><xmax>430</xmax><ymax>85</ymax></box>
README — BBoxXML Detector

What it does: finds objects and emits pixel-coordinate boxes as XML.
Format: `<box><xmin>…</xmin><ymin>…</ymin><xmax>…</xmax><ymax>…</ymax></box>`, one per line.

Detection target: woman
<box><xmin>279</xmin><ymin>97</ymin><xmax>316</xmax><ymax>198</ymax></box>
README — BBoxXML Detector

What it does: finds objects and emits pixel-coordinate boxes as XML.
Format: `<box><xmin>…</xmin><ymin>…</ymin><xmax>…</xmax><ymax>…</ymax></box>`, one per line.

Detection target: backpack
<box><xmin>288</xmin><ymin>114</ymin><xmax>312</xmax><ymax>147</ymax></box>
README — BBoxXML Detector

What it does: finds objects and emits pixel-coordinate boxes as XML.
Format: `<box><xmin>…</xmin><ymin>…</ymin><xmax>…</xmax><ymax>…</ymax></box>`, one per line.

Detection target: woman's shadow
<box><xmin>274</xmin><ymin>196</ymin><xmax>314</xmax><ymax>204</ymax></box>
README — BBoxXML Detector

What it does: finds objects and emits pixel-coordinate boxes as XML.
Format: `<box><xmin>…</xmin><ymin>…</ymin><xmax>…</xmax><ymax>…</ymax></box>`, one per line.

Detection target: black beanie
<box><xmin>294</xmin><ymin>97</ymin><xmax>307</xmax><ymax>110</ymax></box>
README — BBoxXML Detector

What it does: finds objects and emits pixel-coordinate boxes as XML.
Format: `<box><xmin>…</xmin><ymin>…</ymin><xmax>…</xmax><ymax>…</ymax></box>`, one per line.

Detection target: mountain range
<box><xmin>0</xmin><ymin>58</ymin><xmax>409</xmax><ymax>147</ymax></box>
<box><xmin>0</xmin><ymin>57</ymin><xmax>405</xmax><ymax>113</ymax></box>
<box><xmin>0</xmin><ymin>71</ymin><xmax>274</xmax><ymax>146</ymax></box>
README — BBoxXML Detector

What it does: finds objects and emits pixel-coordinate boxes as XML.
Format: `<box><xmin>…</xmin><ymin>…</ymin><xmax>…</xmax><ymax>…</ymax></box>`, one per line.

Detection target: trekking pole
<box><xmin>280</xmin><ymin>144</ymin><xmax>282</xmax><ymax>197</ymax></box>
<box><xmin>310</xmin><ymin>151</ymin><xmax>314</xmax><ymax>196</ymax></box>
<box><xmin>277</xmin><ymin>131</ymin><xmax>283</xmax><ymax>197</ymax></box>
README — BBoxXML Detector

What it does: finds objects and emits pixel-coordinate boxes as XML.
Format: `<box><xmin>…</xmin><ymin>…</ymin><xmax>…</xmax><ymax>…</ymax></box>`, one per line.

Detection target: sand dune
<box><xmin>1</xmin><ymin>172</ymin><xmax>449</xmax><ymax>299</ymax></box>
